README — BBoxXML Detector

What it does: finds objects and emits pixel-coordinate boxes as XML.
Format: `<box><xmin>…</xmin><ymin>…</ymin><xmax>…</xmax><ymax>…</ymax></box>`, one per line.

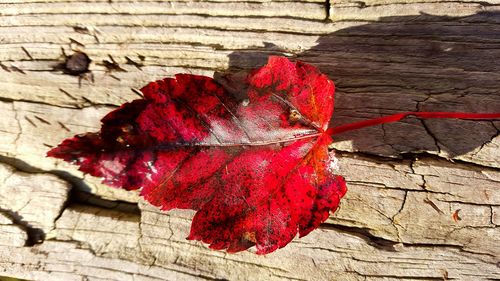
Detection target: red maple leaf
<box><xmin>48</xmin><ymin>56</ymin><xmax>500</xmax><ymax>254</ymax></box>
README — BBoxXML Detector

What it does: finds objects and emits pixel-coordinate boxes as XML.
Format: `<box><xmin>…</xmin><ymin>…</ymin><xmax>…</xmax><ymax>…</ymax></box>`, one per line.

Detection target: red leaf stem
<box><xmin>327</xmin><ymin>112</ymin><xmax>500</xmax><ymax>136</ymax></box>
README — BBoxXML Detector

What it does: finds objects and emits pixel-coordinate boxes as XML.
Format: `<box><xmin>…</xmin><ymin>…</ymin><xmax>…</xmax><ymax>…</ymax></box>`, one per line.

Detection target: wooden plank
<box><xmin>0</xmin><ymin>0</ymin><xmax>498</xmax><ymax>280</ymax></box>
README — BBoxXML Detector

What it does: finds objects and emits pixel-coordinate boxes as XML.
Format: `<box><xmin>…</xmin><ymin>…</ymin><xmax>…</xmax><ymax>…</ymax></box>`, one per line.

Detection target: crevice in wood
<box><xmin>72</xmin><ymin>190</ymin><xmax>140</xmax><ymax>214</ymax></box>
<box><xmin>0</xmin><ymin>154</ymin><xmax>92</xmax><ymax>192</ymax></box>
<box><xmin>0</xmin><ymin>3</ymin><xmax>499</xmax><ymax>278</ymax></box>
<box><xmin>0</xmin><ymin>95</ymin><xmax>117</xmax><ymax>110</ymax></box>
<box><xmin>0</xmin><ymin>207</ymin><xmax>41</xmax><ymax>246</ymax></box>
<box><xmin>321</xmin><ymin>223</ymin><xmax>400</xmax><ymax>251</ymax></box>
<box><xmin>471</xmin><ymin>122</ymin><xmax>500</xmax><ymax>158</ymax></box>
<box><xmin>324</xmin><ymin>0</ymin><xmax>331</xmax><ymax>21</ymax></box>
<box><xmin>343</xmin><ymin>149</ymin><xmax>500</xmax><ymax>172</ymax></box>
<box><xmin>0</xmin><ymin>154</ymin><xmax>140</xmax><ymax>232</ymax></box>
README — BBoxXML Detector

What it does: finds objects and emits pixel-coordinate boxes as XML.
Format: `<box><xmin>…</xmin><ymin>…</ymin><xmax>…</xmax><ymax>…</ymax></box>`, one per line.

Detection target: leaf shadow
<box><xmin>225</xmin><ymin>12</ymin><xmax>500</xmax><ymax>161</ymax></box>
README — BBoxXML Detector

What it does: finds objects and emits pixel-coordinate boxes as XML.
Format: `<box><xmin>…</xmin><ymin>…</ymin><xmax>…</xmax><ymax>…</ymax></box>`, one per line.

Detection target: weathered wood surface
<box><xmin>0</xmin><ymin>0</ymin><xmax>499</xmax><ymax>280</ymax></box>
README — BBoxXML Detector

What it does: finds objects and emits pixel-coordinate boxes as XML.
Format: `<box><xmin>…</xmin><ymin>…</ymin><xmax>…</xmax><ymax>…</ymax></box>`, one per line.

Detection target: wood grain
<box><xmin>0</xmin><ymin>0</ymin><xmax>498</xmax><ymax>280</ymax></box>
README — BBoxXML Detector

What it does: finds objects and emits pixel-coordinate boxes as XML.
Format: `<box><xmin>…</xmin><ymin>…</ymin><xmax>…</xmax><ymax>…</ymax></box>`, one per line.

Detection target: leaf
<box><xmin>48</xmin><ymin>56</ymin><xmax>347</xmax><ymax>254</ymax></box>
<box><xmin>47</xmin><ymin>56</ymin><xmax>500</xmax><ymax>254</ymax></box>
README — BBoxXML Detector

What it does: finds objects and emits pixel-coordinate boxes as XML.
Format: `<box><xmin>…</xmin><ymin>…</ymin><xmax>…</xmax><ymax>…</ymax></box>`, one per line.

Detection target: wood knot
<box><xmin>64</xmin><ymin>52</ymin><xmax>91</xmax><ymax>75</ymax></box>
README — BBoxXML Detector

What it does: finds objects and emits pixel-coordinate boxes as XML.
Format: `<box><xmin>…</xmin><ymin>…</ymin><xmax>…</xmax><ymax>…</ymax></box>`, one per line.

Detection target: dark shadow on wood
<box><xmin>225</xmin><ymin>12</ymin><xmax>500</xmax><ymax>160</ymax></box>
<box><xmin>0</xmin><ymin>207</ymin><xmax>44</xmax><ymax>246</ymax></box>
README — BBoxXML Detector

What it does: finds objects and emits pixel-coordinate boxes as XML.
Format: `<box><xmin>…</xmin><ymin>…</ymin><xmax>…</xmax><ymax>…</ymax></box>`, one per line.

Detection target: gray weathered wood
<box><xmin>0</xmin><ymin>0</ymin><xmax>498</xmax><ymax>280</ymax></box>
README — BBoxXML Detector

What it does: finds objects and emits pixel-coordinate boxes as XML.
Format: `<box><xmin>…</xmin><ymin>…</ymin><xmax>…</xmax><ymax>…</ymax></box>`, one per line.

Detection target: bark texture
<box><xmin>0</xmin><ymin>0</ymin><xmax>499</xmax><ymax>280</ymax></box>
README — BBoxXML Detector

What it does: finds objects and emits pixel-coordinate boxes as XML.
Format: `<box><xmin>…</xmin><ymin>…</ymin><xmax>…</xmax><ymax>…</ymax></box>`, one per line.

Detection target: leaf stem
<box><xmin>326</xmin><ymin>112</ymin><xmax>500</xmax><ymax>136</ymax></box>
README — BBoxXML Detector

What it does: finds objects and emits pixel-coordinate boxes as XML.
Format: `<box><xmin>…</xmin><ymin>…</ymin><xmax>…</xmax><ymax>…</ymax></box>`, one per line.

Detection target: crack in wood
<box><xmin>0</xmin><ymin>1</ymin><xmax>499</xmax><ymax>279</ymax></box>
